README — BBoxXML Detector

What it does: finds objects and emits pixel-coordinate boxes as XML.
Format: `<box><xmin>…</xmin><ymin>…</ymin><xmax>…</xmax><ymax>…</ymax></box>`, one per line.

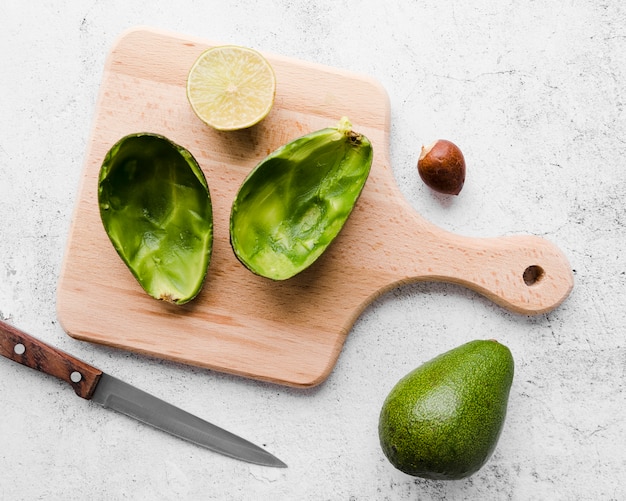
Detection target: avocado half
<box><xmin>229</xmin><ymin>118</ymin><xmax>373</xmax><ymax>280</ymax></box>
<box><xmin>98</xmin><ymin>133</ymin><xmax>213</xmax><ymax>304</ymax></box>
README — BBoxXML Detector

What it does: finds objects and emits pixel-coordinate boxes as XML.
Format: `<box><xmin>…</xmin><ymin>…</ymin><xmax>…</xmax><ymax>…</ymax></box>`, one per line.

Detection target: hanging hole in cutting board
<box><xmin>523</xmin><ymin>265</ymin><xmax>544</xmax><ymax>286</ymax></box>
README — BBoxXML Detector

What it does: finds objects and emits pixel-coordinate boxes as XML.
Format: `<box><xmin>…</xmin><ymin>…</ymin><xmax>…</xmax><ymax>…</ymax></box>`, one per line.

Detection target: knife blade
<box><xmin>0</xmin><ymin>319</ymin><xmax>286</xmax><ymax>468</ymax></box>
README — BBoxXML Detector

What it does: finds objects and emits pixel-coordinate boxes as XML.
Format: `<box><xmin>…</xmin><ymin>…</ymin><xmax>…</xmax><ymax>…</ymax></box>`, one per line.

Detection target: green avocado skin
<box><xmin>229</xmin><ymin>119</ymin><xmax>373</xmax><ymax>280</ymax></box>
<box><xmin>98</xmin><ymin>133</ymin><xmax>213</xmax><ymax>305</ymax></box>
<box><xmin>378</xmin><ymin>340</ymin><xmax>514</xmax><ymax>480</ymax></box>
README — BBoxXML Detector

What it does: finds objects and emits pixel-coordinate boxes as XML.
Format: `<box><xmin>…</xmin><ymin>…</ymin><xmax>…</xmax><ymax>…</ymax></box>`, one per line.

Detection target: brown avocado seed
<box><xmin>417</xmin><ymin>139</ymin><xmax>466</xmax><ymax>195</ymax></box>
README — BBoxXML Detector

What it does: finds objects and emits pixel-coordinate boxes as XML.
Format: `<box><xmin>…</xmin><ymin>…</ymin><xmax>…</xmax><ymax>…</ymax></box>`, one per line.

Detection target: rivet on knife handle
<box><xmin>0</xmin><ymin>320</ymin><xmax>102</xmax><ymax>399</ymax></box>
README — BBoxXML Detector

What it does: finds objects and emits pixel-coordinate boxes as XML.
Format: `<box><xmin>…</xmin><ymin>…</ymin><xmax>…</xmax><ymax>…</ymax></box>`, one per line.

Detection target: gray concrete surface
<box><xmin>1</xmin><ymin>1</ymin><xmax>624</xmax><ymax>500</ymax></box>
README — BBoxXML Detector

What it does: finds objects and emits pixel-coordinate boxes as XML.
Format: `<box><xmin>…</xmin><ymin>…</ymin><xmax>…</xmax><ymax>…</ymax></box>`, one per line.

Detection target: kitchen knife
<box><xmin>0</xmin><ymin>319</ymin><xmax>286</xmax><ymax>468</ymax></box>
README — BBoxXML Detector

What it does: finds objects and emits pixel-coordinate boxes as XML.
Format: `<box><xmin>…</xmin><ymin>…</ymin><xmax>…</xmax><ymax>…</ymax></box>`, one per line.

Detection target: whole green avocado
<box><xmin>378</xmin><ymin>340</ymin><xmax>514</xmax><ymax>480</ymax></box>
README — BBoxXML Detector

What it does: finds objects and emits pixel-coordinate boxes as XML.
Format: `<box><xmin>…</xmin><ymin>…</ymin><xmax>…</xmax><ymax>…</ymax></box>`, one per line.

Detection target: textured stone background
<box><xmin>1</xmin><ymin>1</ymin><xmax>625</xmax><ymax>500</ymax></box>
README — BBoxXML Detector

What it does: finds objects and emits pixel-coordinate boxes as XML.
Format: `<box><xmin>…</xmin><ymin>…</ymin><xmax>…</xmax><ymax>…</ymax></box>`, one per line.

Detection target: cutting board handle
<box><xmin>381</xmin><ymin>212</ymin><xmax>574</xmax><ymax>315</ymax></box>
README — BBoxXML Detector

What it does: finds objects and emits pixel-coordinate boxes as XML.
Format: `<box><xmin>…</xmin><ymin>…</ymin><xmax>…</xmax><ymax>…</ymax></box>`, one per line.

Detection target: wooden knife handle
<box><xmin>0</xmin><ymin>320</ymin><xmax>102</xmax><ymax>399</ymax></box>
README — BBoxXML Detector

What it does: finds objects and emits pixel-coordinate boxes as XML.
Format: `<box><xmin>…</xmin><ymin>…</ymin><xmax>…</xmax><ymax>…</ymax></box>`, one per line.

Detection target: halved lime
<box><xmin>186</xmin><ymin>45</ymin><xmax>276</xmax><ymax>131</ymax></box>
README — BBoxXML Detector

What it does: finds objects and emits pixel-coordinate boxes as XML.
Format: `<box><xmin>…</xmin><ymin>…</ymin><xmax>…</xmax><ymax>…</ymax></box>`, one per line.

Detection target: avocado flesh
<box><xmin>98</xmin><ymin>133</ymin><xmax>213</xmax><ymax>304</ymax></box>
<box><xmin>378</xmin><ymin>340</ymin><xmax>514</xmax><ymax>480</ymax></box>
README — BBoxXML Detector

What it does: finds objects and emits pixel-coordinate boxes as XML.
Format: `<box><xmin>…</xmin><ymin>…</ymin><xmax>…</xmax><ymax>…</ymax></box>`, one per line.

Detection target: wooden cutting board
<box><xmin>57</xmin><ymin>27</ymin><xmax>573</xmax><ymax>387</ymax></box>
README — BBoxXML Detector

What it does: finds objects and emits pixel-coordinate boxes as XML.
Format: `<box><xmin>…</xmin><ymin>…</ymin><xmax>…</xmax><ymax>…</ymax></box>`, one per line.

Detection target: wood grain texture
<box><xmin>0</xmin><ymin>320</ymin><xmax>102</xmax><ymax>399</ymax></box>
<box><xmin>56</xmin><ymin>27</ymin><xmax>573</xmax><ymax>387</ymax></box>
